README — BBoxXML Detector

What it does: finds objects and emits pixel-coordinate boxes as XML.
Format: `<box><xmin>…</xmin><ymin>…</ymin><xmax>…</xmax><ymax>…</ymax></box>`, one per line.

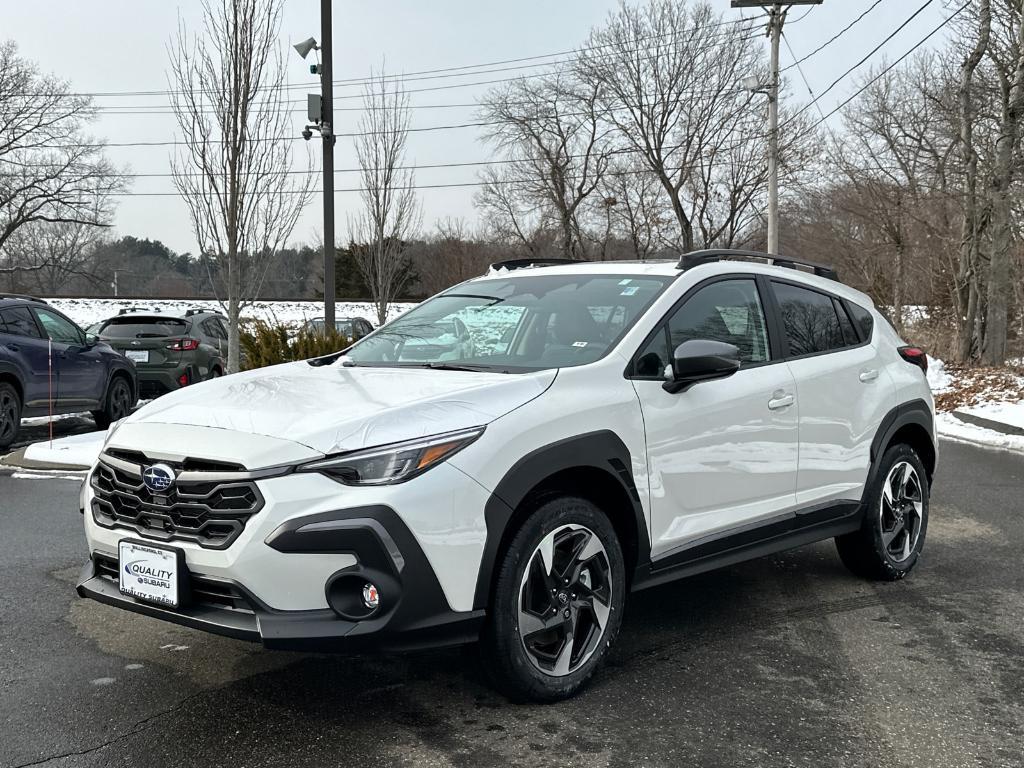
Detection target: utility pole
<box><xmin>320</xmin><ymin>0</ymin><xmax>335</xmax><ymax>328</ymax></box>
<box><xmin>733</xmin><ymin>1</ymin><xmax>822</xmax><ymax>254</ymax></box>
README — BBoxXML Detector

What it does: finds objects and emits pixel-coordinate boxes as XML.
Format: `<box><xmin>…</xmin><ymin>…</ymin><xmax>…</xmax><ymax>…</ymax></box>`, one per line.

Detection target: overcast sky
<box><xmin>2</xmin><ymin>0</ymin><xmax>950</xmax><ymax>256</ymax></box>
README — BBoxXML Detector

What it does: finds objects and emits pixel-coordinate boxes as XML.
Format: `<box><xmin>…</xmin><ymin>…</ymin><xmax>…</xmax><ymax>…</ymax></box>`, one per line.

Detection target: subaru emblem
<box><xmin>142</xmin><ymin>463</ymin><xmax>175</xmax><ymax>493</ymax></box>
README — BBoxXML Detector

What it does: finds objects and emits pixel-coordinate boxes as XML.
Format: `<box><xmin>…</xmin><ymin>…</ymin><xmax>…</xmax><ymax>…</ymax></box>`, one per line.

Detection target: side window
<box><xmin>215</xmin><ymin>318</ymin><xmax>229</xmax><ymax>340</ymax></box>
<box><xmin>834</xmin><ymin>299</ymin><xmax>859</xmax><ymax>346</ymax></box>
<box><xmin>847</xmin><ymin>302</ymin><xmax>874</xmax><ymax>342</ymax></box>
<box><xmin>0</xmin><ymin>307</ymin><xmax>44</xmax><ymax>339</ymax></box>
<box><xmin>771</xmin><ymin>282</ymin><xmax>845</xmax><ymax>356</ymax></box>
<box><xmin>633</xmin><ymin>279</ymin><xmax>770</xmax><ymax>377</ymax></box>
<box><xmin>34</xmin><ymin>308</ymin><xmax>83</xmax><ymax>345</ymax></box>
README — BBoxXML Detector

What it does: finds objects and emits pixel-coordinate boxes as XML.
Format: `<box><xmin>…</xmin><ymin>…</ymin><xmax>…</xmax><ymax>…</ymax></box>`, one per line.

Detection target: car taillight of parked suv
<box><xmin>95</xmin><ymin>309</ymin><xmax>229</xmax><ymax>398</ymax></box>
<box><xmin>0</xmin><ymin>294</ymin><xmax>137</xmax><ymax>450</ymax></box>
<box><xmin>76</xmin><ymin>250</ymin><xmax>937</xmax><ymax>701</ymax></box>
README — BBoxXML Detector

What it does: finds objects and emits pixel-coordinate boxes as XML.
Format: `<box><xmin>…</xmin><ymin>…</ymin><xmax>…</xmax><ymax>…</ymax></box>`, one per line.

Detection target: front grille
<box><xmin>90</xmin><ymin>457</ymin><xmax>264</xmax><ymax>550</ymax></box>
<box><xmin>93</xmin><ymin>553</ymin><xmax>254</xmax><ymax>613</ymax></box>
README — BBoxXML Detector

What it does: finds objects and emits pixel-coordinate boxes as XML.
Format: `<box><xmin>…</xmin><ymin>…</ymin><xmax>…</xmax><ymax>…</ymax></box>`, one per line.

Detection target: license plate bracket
<box><xmin>118</xmin><ymin>539</ymin><xmax>188</xmax><ymax>608</ymax></box>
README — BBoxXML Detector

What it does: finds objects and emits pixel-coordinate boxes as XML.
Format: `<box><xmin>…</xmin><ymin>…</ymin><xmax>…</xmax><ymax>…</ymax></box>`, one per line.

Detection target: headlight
<box><xmin>299</xmin><ymin>427</ymin><xmax>485</xmax><ymax>486</ymax></box>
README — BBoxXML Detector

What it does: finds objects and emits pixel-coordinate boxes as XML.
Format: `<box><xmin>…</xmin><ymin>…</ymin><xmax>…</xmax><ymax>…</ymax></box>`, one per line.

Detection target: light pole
<box><xmin>294</xmin><ymin>1</ymin><xmax>336</xmax><ymax>328</ymax></box>
<box><xmin>733</xmin><ymin>1</ymin><xmax>822</xmax><ymax>254</ymax></box>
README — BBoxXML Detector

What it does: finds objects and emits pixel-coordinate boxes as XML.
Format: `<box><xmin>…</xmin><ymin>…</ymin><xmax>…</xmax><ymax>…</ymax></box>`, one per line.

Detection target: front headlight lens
<box><xmin>300</xmin><ymin>427</ymin><xmax>485</xmax><ymax>486</ymax></box>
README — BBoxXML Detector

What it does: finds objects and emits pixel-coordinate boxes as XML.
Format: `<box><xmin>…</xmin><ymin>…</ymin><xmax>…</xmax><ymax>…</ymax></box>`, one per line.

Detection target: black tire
<box><xmin>209</xmin><ymin>366</ymin><xmax>222</xmax><ymax>380</ymax></box>
<box><xmin>836</xmin><ymin>443</ymin><xmax>929</xmax><ymax>581</ymax></box>
<box><xmin>481</xmin><ymin>495</ymin><xmax>626</xmax><ymax>702</ymax></box>
<box><xmin>92</xmin><ymin>376</ymin><xmax>134</xmax><ymax>430</ymax></box>
<box><xmin>0</xmin><ymin>382</ymin><xmax>22</xmax><ymax>452</ymax></box>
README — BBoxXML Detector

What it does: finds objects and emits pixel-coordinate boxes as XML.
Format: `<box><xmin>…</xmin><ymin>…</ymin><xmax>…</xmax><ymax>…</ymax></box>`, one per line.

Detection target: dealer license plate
<box><xmin>125</xmin><ymin>350</ymin><xmax>149</xmax><ymax>363</ymax></box>
<box><xmin>119</xmin><ymin>540</ymin><xmax>181</xmax><ymax>607</ymax></box>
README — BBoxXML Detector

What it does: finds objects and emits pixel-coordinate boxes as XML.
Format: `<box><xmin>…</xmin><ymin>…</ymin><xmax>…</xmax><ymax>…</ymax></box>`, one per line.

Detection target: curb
<box><xmin>0</xmin><ymin>447</ymin><xmax>90</xmax><ymax>472</ymax></box>
<box><xmin>951</xmin><ymin>410</ymin><xmax>1024</xmax><ymax>437</ymax></box>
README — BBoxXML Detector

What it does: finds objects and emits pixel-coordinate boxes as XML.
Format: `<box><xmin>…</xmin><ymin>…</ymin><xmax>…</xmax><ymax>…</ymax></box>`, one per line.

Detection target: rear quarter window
<box><xmin>847</xmin><ymin>303</ymin><xmax>874</xmax><ymax>342</ymax></box>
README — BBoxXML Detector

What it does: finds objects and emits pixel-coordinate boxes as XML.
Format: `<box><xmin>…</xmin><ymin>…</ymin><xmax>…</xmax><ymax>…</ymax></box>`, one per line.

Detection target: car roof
<box><xmin>467</xmin><ymin>259</ymin><xmax>875</xmax><ymax>308</ymax></box>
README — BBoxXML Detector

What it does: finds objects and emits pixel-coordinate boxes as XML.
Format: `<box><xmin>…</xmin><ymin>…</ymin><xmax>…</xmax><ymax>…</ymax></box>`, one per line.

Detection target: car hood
<box><xmin>120</xmin><ymin>361</ymin><xmax>556</xmax><ymax>460</ymax></box>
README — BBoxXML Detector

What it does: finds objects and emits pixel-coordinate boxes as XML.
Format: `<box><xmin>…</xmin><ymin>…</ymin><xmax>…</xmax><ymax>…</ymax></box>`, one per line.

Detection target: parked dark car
<box><xmin>0</xmin><ymin>295</ymin><xmax>138</xmax><ymax>451</ymax></box>
<box><xmin>94</xmin><ymin>308</ymin><xmax>228</xmax><ymax>399</ymax></box>
<box><xmin>302</xmin><ymin>316</ymin><xmax>374</xmax><ymax>340</ymax></box>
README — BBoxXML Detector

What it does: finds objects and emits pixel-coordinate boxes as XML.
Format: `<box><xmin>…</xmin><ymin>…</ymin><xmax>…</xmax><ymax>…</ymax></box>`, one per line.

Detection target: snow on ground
<box><xmin>934</xmin><ymin>412</ymin><xmax>1024</xmax><ymax>454</ymax></box>
<box><xmin>23</xmin><ymin>430</ymin><xmax>105</xmax><ymax>468</ymax></box>
<box><xmin>926</xmin><ymin>356</ymin><xmax>953</xmax><ymax>393</ymax></box>
<box><xmin>46</xmin><ymin>297</ymin><xmax>416</xmax><ymax>331</ymax></box>
<box><xmin>928</xmin><ymin>356</ymin><xmax>1024</xmax><ymax>453</ymax></box>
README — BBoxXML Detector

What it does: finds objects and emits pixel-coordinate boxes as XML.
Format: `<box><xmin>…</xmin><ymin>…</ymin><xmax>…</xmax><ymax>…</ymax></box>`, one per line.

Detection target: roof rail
<box><xmin>183</xmin><ymin>307</ymin><xmax>217</xmax><ymax>317</ymax></box>
<box><xmin>117</xmin><ymin>305</ymin><xmax>162</xmax><ymax>315</ymax></box>
<box><xmin>488</xmin><ymin>258</ymin><xmax>585</xmax><ymax>273</ymax></box>
<box><xmin>0</xmin><ymin>292</ymin><xmax>47</xmax><ymax>304</ymax></box>
<box><xmin>677</xmin><ymin>249</ymin><xmax>839</xmax><ymax>281</ymax></box>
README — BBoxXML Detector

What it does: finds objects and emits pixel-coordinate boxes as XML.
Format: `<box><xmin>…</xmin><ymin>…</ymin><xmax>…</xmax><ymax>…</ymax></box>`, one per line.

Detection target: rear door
<box><xmin>0</xmin><ymin>306</ymin><xmax>52</xmax><ymax>409</ymax></box>
<box><xmin>769</xmin><ymin>280</ymin><xmax>896</xmax><ymax>507</ymax></box>
<box><xmin>33</xmin><ymin>307</ymin><xmax>105</xmax><ymax>407</ymax></box>
<box><xmin>630</xmin><ymin>276</ymin><xmax>799</xmax><ymax>559</ymax></box>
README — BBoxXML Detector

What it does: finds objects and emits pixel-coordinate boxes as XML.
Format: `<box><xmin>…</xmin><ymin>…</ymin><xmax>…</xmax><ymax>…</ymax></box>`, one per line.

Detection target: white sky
<box><xmin>1</xmin><ymin>0</ymin><xmax>950</xmax><ymax>256</ymax></box>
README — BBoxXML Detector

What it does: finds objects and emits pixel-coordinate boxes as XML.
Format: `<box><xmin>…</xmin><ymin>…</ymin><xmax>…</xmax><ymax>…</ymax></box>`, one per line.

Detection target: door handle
<box><xmin>768</xmin><ymin>394</ymin><xmax>794</xmax><ymax>410</ymax></box>
<box><xmin>859</xmin><ymin>369</ymin><xmax>879</xmax><ymax>383</ymax></box>
<box><xmin>5</xmin><ymin>343</ymin><xmax>19</xmax><ymax>352</ymax></box>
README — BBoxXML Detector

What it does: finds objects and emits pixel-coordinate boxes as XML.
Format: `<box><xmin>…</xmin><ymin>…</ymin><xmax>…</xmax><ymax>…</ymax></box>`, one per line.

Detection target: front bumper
<box><xmin>79</xmin><ymin>460</ymin><xmax>491</xmax><ymax>650</ymax></box>
<box><xmin>77</xmin><ymin>502</ymin><xmax>485</xmax><ymax>651</ymax></box>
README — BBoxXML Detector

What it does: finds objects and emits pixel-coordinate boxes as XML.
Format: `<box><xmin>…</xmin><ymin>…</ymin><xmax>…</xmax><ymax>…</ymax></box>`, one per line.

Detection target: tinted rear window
<box><xmin>0</xmin><ymin>306</ymin><xmax>43</xmax><ymax>339</ymax></box>
<box><xmin>99</xmin><ymin>317</ymin><xmax>188</xmax><ymax>338</ymax></box>
<box><xmin>771</xmin><ymin>282</ymin><xmax>845</xmax><ymax>356</ymax></box>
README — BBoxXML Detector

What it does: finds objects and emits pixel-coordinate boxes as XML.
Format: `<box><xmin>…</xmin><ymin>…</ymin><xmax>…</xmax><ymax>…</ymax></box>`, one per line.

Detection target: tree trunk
<box><xmin>893</xmin><ymin>238</ymin><xmax>906</xmax><ymax>337</ymax></box>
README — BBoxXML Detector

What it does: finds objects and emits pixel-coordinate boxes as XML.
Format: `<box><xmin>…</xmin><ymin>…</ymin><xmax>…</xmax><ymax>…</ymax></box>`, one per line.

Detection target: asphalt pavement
<box><xmin>1</xmin><ymin>439</ymin><xmax>1022</xmax><ymax>768</ymax></box>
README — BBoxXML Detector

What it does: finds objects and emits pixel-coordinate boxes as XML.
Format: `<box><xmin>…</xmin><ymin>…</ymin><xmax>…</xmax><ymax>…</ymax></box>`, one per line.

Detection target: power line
<box><xmin>788</xmin><ymin>0</ymin><xmax>937</xmax><ymax>123</ymax></box>
<box><xmin>14</xmin><ymin>14</ymin><xmax>768</xmax><ymax>101</ymax></box>
<box><xmin>781</xmin><ymin>0</ymin><xmax>886</xmax><ymax>73</ymax></box>
<box><xmin>801</xmin><ymin>0</ymin><xmax>970</xmax><ymax>132</ymax></box>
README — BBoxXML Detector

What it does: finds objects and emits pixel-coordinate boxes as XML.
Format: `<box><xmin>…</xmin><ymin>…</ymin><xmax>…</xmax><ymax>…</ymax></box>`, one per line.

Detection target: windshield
<box><xmin>99</xmin><ymin>317</ymin><xmax>188</xmax><ymax>339</ymax></box>
<box><xmin>342</xmin><ymin>273</ymin><xmax>672</xmax><ymax>372</ymax></box>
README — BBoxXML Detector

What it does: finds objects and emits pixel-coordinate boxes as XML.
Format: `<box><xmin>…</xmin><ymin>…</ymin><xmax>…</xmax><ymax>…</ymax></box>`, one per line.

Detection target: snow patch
<box><xmin>935</xmin><ymin>412</ymin><xmax>1024</xmax><ymax>454</ymax></box>
<box><xmin>926</xmin><ymin>356</ymin><xmax>953</xmax><ymax>393</ymax></box>
<box><xmin>23</xmin><ymin>431</ymin><xmax>105</xmax><ymax>468</ymax></box>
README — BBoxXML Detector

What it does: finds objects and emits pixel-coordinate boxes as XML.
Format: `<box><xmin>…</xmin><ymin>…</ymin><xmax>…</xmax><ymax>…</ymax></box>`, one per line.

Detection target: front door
<box><xmin>630</xmin><ymin>277</ymin><xmax>799</xmax><ymax>560</ymax></box>
<box><xmin>33</xmin><ymin>307</ymin><xmax>105</xmax><ymax>408</ymax></box>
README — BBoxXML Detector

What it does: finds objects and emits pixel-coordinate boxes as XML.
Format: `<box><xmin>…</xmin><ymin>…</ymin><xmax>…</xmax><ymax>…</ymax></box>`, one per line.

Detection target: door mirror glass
<box><xmin>664</xmin><ymin>339</ymin><xmax>741</xmax><ymax>394</ymax></box>
<box><xmin>85</xmin><ymin>333</ymin><xmax>99</xmax><ymax>345</ymax></box>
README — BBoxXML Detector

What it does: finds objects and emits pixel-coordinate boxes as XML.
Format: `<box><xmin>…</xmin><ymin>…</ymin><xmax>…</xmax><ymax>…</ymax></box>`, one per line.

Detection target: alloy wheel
<box><xmin>880</xmin><ymin>460</ymin><xmax>924</xmax><ymax>563</ymax></box>
<box><xmin>0</xmin><ymin>390</ymin><xmax>17</xmax><ymax>444</ymax></box>
<box><xmin>517</xmin><ymin>524</ymin><xmax>613</xmax><ymax>677</ymax></box>
<box><xmin>110</xmin><ymin>381</ymin><xmax>132</xmax><ymax>421</ymax></box>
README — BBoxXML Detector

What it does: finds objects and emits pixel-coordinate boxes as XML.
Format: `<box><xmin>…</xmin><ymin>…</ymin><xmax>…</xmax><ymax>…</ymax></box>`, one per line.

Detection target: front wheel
<box><xmin>92</xmin><ymin>376</ymin><xmax>134</xmax><ymax>430</ymax></box>
<box><xmin>836</xmin><ymin>443</ymin><xmax>929</xmax><ymax>580</ymax></box>
<box><xmin>481</xmin><ymin>496</ymin><xmax>626</xmax><ymax>702</ymax></box>
<box><xmin>0</xmin><ymin>382</ymin><xmax>22</xmax><ymax>451</ymax></box>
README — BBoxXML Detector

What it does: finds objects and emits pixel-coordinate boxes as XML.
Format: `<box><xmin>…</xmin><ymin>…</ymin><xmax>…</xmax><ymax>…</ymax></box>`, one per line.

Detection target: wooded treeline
<box><xmin>2</xmin><ymin>1</ymin><xmax>1023</xmax><ymax>362</ymax></box>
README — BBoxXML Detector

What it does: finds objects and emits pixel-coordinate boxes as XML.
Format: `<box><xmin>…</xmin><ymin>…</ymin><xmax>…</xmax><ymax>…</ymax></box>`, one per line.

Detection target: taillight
<box><xmin>898</xmin><ymin>345</ymin><xmax>928</xmax><ymax>374</ymax></box>
<box><xmin>167</xmin><ymin>338</ymin><xmax>200</xmax><ymax>351</ymax></box>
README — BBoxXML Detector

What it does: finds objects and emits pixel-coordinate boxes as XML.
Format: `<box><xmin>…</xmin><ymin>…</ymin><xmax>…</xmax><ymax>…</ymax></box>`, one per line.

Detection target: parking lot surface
<box><xmin>1</xmin><ymin>439</ymin><xmax>1021</xmax><ymax>768</ymax></box>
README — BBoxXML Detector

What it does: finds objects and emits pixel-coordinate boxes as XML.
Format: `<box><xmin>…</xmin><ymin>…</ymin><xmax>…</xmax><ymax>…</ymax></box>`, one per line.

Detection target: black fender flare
<box><xmin>0</xmin><ymin>360</ymin><xmax>25</xmax><ymax>398</ymax></box>
<box><xmin>100</xmin><ymin>363</ymin><xmax>138</xmax><ymax>408</ymax></box>
<box><xmin>862</xmin><ymin>398</ymin><xmax>935</xmax><ymax>505</ymax></box>
<box><xmin>471</xmin><ymin>430</ymin><xmax>649</xmax><ymax>610</ymax></box>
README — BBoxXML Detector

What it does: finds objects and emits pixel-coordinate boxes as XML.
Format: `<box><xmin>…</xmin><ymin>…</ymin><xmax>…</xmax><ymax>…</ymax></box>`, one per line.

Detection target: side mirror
<box><xmin>85</xmin><ymin>333</ymin><xmax>99</xmax><ymax>346</ymax></box>
<box><xmin>663</xmin><ymin>339</ymin><xmax>741</xmax><ymax>394</ymax></box>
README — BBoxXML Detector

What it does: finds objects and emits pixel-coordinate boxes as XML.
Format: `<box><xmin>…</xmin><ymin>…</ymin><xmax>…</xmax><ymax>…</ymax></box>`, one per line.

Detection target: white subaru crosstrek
<box><xmin>78</xmin><ymin>250</ymin><xmax>936</xmax><ymax>701</ymax></box>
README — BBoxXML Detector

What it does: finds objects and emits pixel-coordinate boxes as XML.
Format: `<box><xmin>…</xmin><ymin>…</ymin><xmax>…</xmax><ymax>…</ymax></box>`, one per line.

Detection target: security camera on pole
<box><xmin>293</xmin><ymin>1</ymin><xmax>336</xmax><ymax>328</ymax></box>
<box><xmin>732</xmin><ymin>0</ymin><xmax>822</xmax><ymax>255</ymax></box>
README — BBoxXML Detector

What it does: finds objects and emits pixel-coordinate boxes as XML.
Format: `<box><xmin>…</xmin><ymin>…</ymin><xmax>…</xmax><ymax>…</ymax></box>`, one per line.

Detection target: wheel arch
<box><xmin>866</xmin><ymin>399</ymin><xmax>936</xmax><ymax>497</ymax></box>
<box><xmin>472</xmin><ymin>430</ymin><xmax>649</xmax><ymax>610</ymax></box>
<box><xmin>103</xmin><ymin>366</ymin><xmax>137</xmax><ymax>407</ymax></box>
<box><xmin>0</xmin><ymin>367</ymin><xmax>25</xmax><ymax>403</ymax></box>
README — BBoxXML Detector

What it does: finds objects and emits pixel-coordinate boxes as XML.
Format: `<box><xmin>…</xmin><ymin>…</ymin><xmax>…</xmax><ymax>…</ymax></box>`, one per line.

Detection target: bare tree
<box><xmin>576</xmin><ymin>0</ymin><xmax>765</xmax><ymax>251</ymax></box>
<box><xmin>3</xmin><ymin>219</ymin><xmax>103</xmax><ymax>294</ymax></box>
<box><xmin>478</xmin><ymin>74</ymin><xmax>611</xmax><ymax>259</ymax></box>
<box><xmin>0</xmin><ymin>41</ymin><xmax>125</xmax><ymax>268</ymax></box>
<box><xmin>350</xmin><ymin>69</ymin><xmax>421</xmax><ymax>325</ymax></box>
<box><xmin>980</xmin><ymin>0</ymin><xmax>1024</xmax><ymax>365</ymax></box>
<box><xmin>168</xmin><ymin>0</ymin><xmax>313</xmax><ymax>372</ymax></box>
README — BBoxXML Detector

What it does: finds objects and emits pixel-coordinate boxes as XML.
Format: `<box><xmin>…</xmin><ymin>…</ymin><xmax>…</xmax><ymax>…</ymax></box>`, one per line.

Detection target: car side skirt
<box><xmin>632</xmin><ymin>500</ymin><xmax>862</xmax><ymax>592</ymax></box>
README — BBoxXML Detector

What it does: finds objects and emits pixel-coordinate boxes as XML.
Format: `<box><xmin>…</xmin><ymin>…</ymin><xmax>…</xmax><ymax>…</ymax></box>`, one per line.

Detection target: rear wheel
<box><xmin>836</xmin><ymin>443</ymin><xmax>929</xmax><ymax>580</ymax></box>
<box><xmin>92</xmin><ymin>376</ymin><xmax>133</xmax><ymax>430</ymax></box>
<box><xmin>482</xmin><ymin>496</ymin><xmax>625</xmax><ymax>702</ymax></box>
<box><xmin>0</xmin><ymin>382</ymin><xmax>22</xmax><ymax>451</ymax></box>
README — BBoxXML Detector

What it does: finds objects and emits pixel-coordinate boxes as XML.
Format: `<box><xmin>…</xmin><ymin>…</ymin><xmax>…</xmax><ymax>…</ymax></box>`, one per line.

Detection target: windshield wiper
<box><xmin>423</xmin><ymin>362</ymin><xmax>496</xmax><ymax>372</ymax></box>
